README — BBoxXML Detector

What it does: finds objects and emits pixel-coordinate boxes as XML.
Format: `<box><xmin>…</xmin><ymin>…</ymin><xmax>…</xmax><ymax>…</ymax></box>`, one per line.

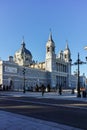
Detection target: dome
<box><xmin>20</xmin><ymin>41</ymin><xmax>32</xmax><ymax>58</ymax></box>
<box><xmin>14</xmin><ymin>40</ymin><xmax>33</xmax><ymax>66</ymax></box>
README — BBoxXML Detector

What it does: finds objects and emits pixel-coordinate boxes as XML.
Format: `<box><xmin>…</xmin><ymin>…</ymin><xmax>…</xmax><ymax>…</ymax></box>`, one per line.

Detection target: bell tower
<box><xmin>63</xmin><ymin>41</ymin><xmax>71</xmax><ymax>62</ymax></box>
<box><xmin>45</xmin><ymin>32</ymin><xmax>56</xmax><ymax>72</ymax></box>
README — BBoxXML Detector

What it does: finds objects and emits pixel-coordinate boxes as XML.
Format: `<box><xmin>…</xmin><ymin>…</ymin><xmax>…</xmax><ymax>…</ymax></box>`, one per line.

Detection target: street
<box><xmin>0</xmin><ymin>95</ymin><xmax>87</xmax><ymax>129</ymax></box>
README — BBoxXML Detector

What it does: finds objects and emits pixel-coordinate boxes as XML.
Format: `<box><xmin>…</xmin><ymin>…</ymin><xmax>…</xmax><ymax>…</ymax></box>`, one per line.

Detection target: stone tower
<box><xmin>45</xmin><ymin>32</ymin><xmax>56</xmax><ymax>87</ymax></box>
<box><xmin>45</xmin><ymin>32</ymin><xmax>56</xmax><ymax>72</ymax></box>
<box><xmin>63</xmin><ymin>41</ymin><xmax>72</xmax><ymax>87</ymax></box>
<box><xmin>63</xmin><ymin>41</ymin><xmax>71</xmax><ymax>62</ymax></box>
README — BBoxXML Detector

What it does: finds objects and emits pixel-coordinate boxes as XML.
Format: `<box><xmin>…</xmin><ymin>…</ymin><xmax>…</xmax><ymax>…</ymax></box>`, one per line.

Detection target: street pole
<box><xmin>23</xmin><ymin>67</ymin><xmax>26</xmax><ymax>93</ymax></box>
<box><xmin>77</xmin><ymin>53</ymin><xmax>81</xmax><ymax>97</ymax></box>
<box><xmin>22</xmin><ymin>51</ymin><xmax>26</xmax><ymax>93</ymax></box>
<box><xmin>72</xmin><ymin>53</ymin><xmax>86</xmax><ymax>97</ymax></box>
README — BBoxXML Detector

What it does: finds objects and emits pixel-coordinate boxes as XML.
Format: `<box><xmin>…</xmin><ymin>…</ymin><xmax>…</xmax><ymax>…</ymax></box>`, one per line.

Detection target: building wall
<box><xmin>0</xmin><ymin>61</ymin><xmax>3</xmax><ymax>85</ymax></box>
<box><xmin>1</xmin><ymin>61</ymin><xmax>51</xmax><ymax>91</ymax></box>
<box><xmin>0</xmin><ymin>59</ymin><xmax>71</xmax><ymax>91</ymax></box>
<box><xmin>0</xmin><ymin>34</ymin><xmax>73</xmax><ymax>90</ymax></box>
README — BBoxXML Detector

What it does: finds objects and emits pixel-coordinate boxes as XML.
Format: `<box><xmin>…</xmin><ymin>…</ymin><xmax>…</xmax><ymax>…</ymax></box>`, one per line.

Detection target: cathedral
<box><xmin>0</xmin><ymin>32</ymin><xmax>74</xmax><ymax>91</ymax></box>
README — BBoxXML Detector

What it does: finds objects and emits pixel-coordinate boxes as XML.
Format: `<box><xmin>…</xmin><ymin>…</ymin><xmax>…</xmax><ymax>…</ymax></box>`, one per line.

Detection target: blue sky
<box><xmin>0</xmin><ymin>0</ymin><xmax>87</xmax><ymax>76</ymax></box>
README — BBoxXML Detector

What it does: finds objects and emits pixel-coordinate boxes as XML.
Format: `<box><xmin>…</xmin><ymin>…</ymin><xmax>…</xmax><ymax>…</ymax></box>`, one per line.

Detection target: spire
<box><xmin>21</xmin><ymin>36</ymin><xmax>25</xmax><ymax>48</ymax></box>
<box><xmin>46</xmin><ymin>29</ymin><xmax>55</xmax><ymax>47</ymax></box>
<box><xmin>65</xmin><ymin>40</ymin><xmax>69</xmax><ymax>50</ymax></box>
<box><xmin>49</xmin><ymin>29</ymin><xmax>53</xmax><ymax>41</ymax></box>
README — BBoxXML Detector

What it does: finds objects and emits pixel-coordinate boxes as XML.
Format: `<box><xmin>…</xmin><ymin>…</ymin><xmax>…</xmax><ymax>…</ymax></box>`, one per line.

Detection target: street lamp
<box><xmin>72</xmin><ymin>53</ymin><xmax>86</xmax><ymax>97</ymax></box>
<box><xmin>21</xmin><ymin>50</ymin><xmax>26</xmax><ymax>93</ymax></box>
<box><xmin>68</xmin><ymin>58</ymin><xmax>72</xmax><ymax>88</ymax></box>
<box><xmin>23</xmin><ymin>67</ymin><xmax>26</xmax><ymax>93</ymax></box>
<box><xmin>21</xmin><ymin>38</ymin><xmax>27</xmax><ymax>93</ymax></box>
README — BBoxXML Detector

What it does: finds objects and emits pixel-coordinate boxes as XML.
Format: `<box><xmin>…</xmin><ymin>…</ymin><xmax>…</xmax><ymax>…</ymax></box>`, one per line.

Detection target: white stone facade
<box><xmin>0</xmin><ymin>33</ymin><xmax>73</xmax><ymax>91</ymax></box>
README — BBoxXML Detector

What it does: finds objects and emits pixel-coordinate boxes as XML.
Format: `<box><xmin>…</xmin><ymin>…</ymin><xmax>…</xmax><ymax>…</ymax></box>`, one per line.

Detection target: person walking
<box><xmin>59</xmin><ymin>84</ymin><xmax>62</xmax><ymax>95</ymax></box>
<box><xmin>41</xmin><ymin>84</ymin><xmax>45</xmax><ymax>96</ymax></box>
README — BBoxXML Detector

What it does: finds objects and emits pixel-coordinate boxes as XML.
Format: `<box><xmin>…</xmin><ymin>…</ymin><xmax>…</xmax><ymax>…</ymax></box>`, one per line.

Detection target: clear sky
<box><xmin>0</xmin><ymin>0</ymin><xmax>87</xmax><ymax>76</ymax></box>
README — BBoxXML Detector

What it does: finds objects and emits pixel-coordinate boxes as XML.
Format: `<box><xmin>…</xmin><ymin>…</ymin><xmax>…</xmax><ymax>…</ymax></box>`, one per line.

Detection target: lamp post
<box><xmin>73</xmin><ymin>53</ymin><xmax>86</xmax><ymax>97</ymax></box>
<box><xmin>21</xmin><ymin>38</ymin><xmax>27</xmax><ymax>93</ymax></box>
<box><xmin>77</xmin><ymin>53</ymin><xmax>80</xmax><ymax>97</ymax></box>
<box><xmin>69</xmin><ymin>58</ymin><xmax>72</xmax><ymax>88</ymax></box>
<box><xmin>23</xmin><ymin>67</ymin><xmax>26</xmax><ymax>93</ymax></box>
<box><xmin>22</xmin><ymin>51</ymin><xmax>26</xmax><ymax>93</ymax></box>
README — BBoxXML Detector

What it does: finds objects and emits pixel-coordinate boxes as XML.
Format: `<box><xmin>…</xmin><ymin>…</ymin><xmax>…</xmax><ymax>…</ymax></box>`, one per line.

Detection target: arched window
<box><xmin>47</xmin><ymin>47</ymin><xmax>50</xmax><ymax>52</ymax></box>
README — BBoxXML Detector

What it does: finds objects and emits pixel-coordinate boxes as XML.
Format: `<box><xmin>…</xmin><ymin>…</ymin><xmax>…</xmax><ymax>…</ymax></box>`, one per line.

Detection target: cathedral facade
<box><xmin>0</xmin><ymin>32</ymin><xmax>73</xmax><ymax>91</ymax></box>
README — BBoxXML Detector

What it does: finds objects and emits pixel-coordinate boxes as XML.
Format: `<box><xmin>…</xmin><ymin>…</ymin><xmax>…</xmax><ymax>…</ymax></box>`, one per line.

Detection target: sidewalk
<box><xmin>0</xmin><ymin>91</ymin><xmax>87</xmax><ymax>102</ymax></box>
<box><xmin>0</xmin><ymin>91</ymin><xmax>86</xmax><ymax>130</ymax></box>
<box><xmin>0</xmin><ymin>110</ymin><xmax>82</xmax><ymax>130</ymax></box>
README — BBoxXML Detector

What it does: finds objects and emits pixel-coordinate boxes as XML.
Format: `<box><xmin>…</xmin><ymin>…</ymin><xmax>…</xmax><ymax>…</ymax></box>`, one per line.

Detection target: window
<box><xmin>47</xmin><ymin>47</ymin><xmax>50</xmax><ymax>52</ymax></box>
<box><xmin>65</xmin><ymin>54</ymin><xmax>67</xmax><ymax>58</ymax></box>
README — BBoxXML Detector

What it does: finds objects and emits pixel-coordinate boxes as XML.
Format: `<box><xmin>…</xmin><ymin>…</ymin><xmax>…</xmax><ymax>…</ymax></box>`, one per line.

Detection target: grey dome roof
<box><xmin>21</xmin><ymin>41</ymin><xmax>32</xmax><ymax>57</ymax></box>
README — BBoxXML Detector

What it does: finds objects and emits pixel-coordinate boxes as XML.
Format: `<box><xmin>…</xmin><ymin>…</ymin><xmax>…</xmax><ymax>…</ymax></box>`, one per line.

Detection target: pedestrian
<box><xmin>59</xmin><ymin>84</ymin><xmax>62</xmax><ymax>95</ymax></box>
<box><xmin>56</xmin><ymin>84</ymin><xmax>58</xmax><ymax>93</ymax></box>
<box><xmin>41</xmin><ymin>84</ymin><xmax>45</xmax><ymax>96</ymax></box>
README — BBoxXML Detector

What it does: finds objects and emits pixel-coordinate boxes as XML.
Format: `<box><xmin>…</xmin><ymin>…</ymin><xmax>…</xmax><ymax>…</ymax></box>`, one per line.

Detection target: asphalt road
<box><xmin>0</xmin><ymin>96</ymin><xmax>87</xmax><ymax>129</ymax></box>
